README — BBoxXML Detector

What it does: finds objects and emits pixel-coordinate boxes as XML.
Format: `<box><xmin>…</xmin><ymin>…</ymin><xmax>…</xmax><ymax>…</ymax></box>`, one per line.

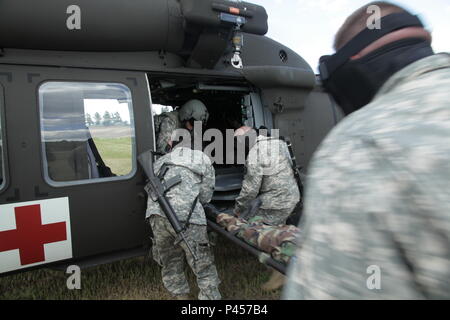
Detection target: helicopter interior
<box><xmin>148</xmin><ymin>77</ymin><xmax>259</xmax><ymax>205</ymax></box>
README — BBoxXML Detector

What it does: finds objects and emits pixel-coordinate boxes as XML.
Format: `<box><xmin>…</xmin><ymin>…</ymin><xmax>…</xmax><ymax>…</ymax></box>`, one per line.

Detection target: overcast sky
<box><xmin>250</xmin><ymin>0</ymin><xmax>450</xmax><ymax>71</ymax></box>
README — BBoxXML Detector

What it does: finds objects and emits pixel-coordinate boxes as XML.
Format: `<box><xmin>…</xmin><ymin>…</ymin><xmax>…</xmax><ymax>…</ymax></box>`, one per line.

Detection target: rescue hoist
<box><xmin>215</xmin><ymin>0</ymin><xmax>247</xmax><ymax>69</ymax></box>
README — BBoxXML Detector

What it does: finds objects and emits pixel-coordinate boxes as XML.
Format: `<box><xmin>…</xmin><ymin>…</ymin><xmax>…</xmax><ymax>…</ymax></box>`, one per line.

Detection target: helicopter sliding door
<box><xmin>267</xmin><ymin>87</ymin><xmax>344</xmax><ymax>172</ymax></box>
<box><xmin>0</xmin><ymin>65</ymin><xmax>153</xmax><ymax>275</ymax></box>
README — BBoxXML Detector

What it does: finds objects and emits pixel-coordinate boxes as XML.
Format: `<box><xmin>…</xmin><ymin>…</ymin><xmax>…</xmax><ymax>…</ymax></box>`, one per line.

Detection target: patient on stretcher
<box><xmin>205</xmin><ymin>205</ymin><xmax>300</xmax><ymax>265</ymax></box>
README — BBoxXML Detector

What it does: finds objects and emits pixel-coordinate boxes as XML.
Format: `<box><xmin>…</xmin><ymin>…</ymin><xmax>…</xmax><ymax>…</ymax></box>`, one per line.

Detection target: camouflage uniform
<box><xmin>146</xmin><ymin>146</ymin><xmax>221</xmax><ymax>300</ymax></box>
<box><xmin>235</xmin><ymin>136</ymin><xmax>300</xmax><ymax>225</ymax></box>
<box><xmin>284</xmin><ymin>54</ymin><xmax>450</xmax><ymax>300</ymax></box>
<box><xmin>154</xmin><ymin>110</ymin><xmax>181</xmax><ymax>155</ymax></box>
<box><xmin>216</xmin><ymin>213</ymin><xmax>300</xmax><ymax>265</ymax></box>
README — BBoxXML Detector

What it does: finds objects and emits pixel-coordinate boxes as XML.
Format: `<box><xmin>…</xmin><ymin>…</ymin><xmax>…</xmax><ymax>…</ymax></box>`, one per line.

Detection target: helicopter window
<box><xmin>152</xmin><ymin>105</ymin><xmax>174</xmax><ymax>115</ymax></box>
<box><xmin>38</xmin><ymin>82</ymin><xmax>136</xmax><ymax>186</ymax></box>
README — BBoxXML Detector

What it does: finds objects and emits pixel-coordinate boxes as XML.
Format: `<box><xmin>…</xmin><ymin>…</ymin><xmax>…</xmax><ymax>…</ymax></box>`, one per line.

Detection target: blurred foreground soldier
<box><xmin>146</xmin><ymin>137</ymin><xmax>221</xmax><ymax>300</ymax></box>
<box><xmin>234</xmin><ymin>126</ymin><xmax>300</xmax><ymax>291</ymax></box>
<box><xmin>234</xmin><ymin>126</ymin><xmax>300</xmax><ymax>226</ymax></box>
<box><xmin>284</xmin><ymin>1</ymin><xmax>450</xmax><ymax>299</ymax></box>
<box><xmin>154</xmin><ymin>99</ymin><xmax>209</xmax><ymax>155</ymax></box>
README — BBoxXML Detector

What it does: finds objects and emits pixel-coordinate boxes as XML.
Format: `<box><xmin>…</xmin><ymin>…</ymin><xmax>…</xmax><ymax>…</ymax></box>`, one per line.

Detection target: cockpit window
<box><xmin>38</xmin><ymin>82</ymin><xmax>136</xmax><ymax>186</ymax></box>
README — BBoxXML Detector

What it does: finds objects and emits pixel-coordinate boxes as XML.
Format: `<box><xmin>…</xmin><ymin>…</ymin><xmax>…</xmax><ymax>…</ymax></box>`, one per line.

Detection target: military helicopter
<box><xmin>0</xmin><ymin>0</ymin><xmax>343</xmax><ymax>276</ymax></box>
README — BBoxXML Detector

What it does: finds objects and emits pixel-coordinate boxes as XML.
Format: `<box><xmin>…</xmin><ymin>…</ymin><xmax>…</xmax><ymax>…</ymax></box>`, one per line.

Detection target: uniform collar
<box><xmin>375</xmin><ymin>53</ymin><xmax>450</xmax><ymax>98</ymax></box>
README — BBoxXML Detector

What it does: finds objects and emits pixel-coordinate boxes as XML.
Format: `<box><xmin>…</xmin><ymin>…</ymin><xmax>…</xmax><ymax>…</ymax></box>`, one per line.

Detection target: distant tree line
<box><xmin>85</xmin><ymin>111</ymin><xmax>129</xmax><ymax>126</ymax></box>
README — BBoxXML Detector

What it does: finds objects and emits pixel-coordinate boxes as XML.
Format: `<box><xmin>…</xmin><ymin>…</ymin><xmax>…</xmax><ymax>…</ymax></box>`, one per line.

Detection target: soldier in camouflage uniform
<box><xmin>233</xmin><ymin>127</ymin><xmax>301</xmax><ymax>291</ymax></box>
<box><xmin>154</xmin><ymin>109</ymin><xmax>181</xmax><ymax>155</ymax></box>
<box><xmin>146</xmin><ymin>140</ymin><xmax>221</xmax><ymax>300</ymax></box>
<box><xmin>155</xmin><ymin>99</ymin><xmax>209</xmax><ymax>155</ymax></box>
<box><xmin>284</xmin><ymin>2</ymin><xmax>450</xmax><ymax>299</ymax></box>
<box><xmin>234</xmin><ymin>127</ymin><xmax>300</xmax><ymax>226</ymax></box>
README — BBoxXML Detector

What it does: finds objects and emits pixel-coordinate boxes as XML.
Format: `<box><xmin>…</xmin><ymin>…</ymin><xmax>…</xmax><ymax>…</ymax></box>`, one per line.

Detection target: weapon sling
<box><xmin>158</xmin><ymin>163</ymin><xmax>199</xmax><ymax>231</ymax></box>
<box><xmin>88</xmin><ymin>138</ymin><xmax>115</xmax><ymax>177</ymax></box>
<box><xmin>280</xmin><ymin>137</ymin><xmax>304</xmax><ymax>198</ymax></box>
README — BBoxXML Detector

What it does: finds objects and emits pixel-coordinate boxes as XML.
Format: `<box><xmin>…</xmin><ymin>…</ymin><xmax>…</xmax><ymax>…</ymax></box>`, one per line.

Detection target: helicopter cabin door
<box><xmin>0</xmin><ymin>65</ymin><xmax>154</xmax><ymax>275</ymax></box>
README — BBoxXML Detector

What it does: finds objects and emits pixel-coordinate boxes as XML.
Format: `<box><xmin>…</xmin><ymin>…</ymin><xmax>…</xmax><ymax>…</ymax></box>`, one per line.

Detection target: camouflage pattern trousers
<box><xmin>250</xmin><ymin>207</ymin><xmax>295</xmax><ymax>226</ymax></box>
<box><xmin>149</xmin><ymin>215</ymin><xmax>221</xmax><ymax>300</ymax></box>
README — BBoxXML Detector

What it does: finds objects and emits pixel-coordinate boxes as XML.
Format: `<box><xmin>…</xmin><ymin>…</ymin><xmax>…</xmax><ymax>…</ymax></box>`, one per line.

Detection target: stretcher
<box><xmin>205</xmin><ymin>206</ymin><xmax>288</xmax><ymax>275</ymax></box>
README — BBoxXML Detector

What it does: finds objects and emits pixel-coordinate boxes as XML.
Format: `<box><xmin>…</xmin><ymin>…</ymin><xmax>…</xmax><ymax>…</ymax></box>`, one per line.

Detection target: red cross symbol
<box><xmin>0</xmin><ymin>204</ymin><xmax>67</xmax><ymax>265</ymax></box>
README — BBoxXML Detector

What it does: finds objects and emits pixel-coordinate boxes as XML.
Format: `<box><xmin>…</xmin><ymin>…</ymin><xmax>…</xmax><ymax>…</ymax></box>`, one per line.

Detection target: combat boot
<box><xmin>261</xmin><ymin>270</ymin><xmax>285</xmax><ymax>291</ymax></box>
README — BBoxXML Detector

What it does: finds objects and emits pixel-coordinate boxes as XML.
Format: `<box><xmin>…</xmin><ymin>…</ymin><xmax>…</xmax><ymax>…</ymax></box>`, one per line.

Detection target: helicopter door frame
<box><xmin>0</xmin><ymin>64</ymin><xmax>153</xmax><ymax>275</ymax></box>
<box><xmin>0</xmin><ymin>83</ymin><xmax>9</xmax><ymax>194</ymax></box>
<box><xmin>248</xmin><ymin>92</ymin><xmax>274</xmax><ymax>130</ymax></box>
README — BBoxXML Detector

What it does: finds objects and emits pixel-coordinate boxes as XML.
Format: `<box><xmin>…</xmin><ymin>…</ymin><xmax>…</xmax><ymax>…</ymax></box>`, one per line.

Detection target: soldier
<box><xmin>146</xmin><ymin>135</ymin><xmax>221</xmax><ymax>300</ymax></box>
<box><xmin>233</xmin><ymin>126</ymin><xmax>301</xmax><ymax>291</ymax></box>
<box><xmin>155</xmin><ymin>99</ymin><xmax>209</xmax><ymax>155</ymax></box>
<box><xmin>284</xmin><ymin>1</ymin><xmax>450</xmax><ymax>299</ymax></box>
<box><xmin>234</xmin><ymin>126</ymin><xmax>300</xmax><ymax>226</ymax></box>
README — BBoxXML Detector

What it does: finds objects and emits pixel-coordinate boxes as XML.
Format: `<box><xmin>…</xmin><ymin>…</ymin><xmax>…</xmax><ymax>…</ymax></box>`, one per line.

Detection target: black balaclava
<box><xmin>319</xmin><ymin>12</ymin><xmax>434</xmax><ymax>116</ymax></box>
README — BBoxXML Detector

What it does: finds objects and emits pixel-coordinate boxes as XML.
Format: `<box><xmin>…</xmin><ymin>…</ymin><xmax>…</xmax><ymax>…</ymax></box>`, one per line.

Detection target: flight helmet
<box><xmin>178</xmin><ymin>99</ymin><xmax>209</xmax><ymax>124</ymax></box>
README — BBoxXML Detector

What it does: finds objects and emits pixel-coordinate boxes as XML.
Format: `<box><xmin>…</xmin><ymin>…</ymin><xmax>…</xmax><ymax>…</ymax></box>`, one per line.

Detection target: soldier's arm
<box><xmin>156</xmin><ymin>116</ymin><xmax>177</xmax><ymax>154</ymax></box>
<box><xmin>234</xmin><ymin>159</ymin><xmax>263</xmax><ymax>214</ymax></box>
<box><xmin>284</xmin><ymin>134</ymin><xmax>450</xmax><ymax>300</ymax></box>
<box><xmin>199</xmin><ymin>158</ymin><xmax>215</xmax><ymax>204</ymax></box>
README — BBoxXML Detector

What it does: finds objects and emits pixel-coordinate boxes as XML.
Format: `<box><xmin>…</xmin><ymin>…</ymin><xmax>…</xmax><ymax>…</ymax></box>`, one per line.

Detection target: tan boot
<box><xmin>261</xmin><ymin>270</ymin><xmax>286</xmax><ymax>291</ymax></box>
<box><xmin>175</xmin><ymin>294</ymin><xmax>191</xmax><ymax>300</ymax></box>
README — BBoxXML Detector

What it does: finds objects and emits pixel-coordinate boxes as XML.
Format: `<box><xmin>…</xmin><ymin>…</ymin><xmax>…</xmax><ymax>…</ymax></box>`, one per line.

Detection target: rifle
<box><xmin>138</xmin><ymin>150</ymin><xmax>198</xmax><ymax>261</ymax></box>
<box><xmin>280</xmin><ymin>137</ymin><xmax>305</xmax><ymax>226</ymax></box>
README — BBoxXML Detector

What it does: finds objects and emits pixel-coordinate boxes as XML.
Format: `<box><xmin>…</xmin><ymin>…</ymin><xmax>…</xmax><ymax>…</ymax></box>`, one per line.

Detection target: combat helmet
<box><xmin>178</xmin><ymin>99</ymin><xmax>209</xmax><ymax>124</ymax></box>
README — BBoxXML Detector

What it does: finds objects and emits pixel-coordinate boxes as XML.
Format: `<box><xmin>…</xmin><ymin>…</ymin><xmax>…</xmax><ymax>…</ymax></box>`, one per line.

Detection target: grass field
<box><xmin>0</xmin><ymin>236</ymin><xmax>282</xmax><ymax>300</ymax></box>
<box><xmin>93</xmin><ymin>136</ymin><xmax>133</xmax><ymax>176</ymax></box>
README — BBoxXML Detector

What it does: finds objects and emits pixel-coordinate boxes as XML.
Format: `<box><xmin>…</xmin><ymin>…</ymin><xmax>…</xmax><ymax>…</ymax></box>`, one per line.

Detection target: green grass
<box><xmin>0</xmin><ymin>236</ymin><xmax>281</xmax><ymax>300</ymax></box>
<box><xmin>93</xmin><ymin>137</ymin><xmax>133</xmax><ymax>176</ymax></box>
